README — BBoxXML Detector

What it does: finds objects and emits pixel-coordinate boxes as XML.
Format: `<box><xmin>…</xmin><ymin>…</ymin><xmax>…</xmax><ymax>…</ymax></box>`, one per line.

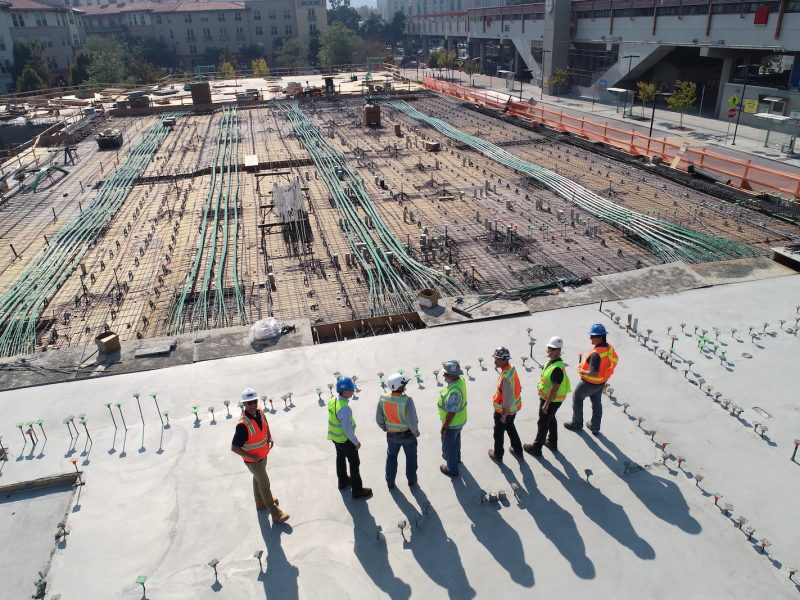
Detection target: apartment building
<box><xmin>78</xmin><ymin>0</ymin><xmax>326</xmax><ymax>68</ymax></box>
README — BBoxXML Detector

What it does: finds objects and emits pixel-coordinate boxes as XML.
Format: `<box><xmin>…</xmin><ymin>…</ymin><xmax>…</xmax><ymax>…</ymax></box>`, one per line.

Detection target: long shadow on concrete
<box><xmin>453</xmin><ymin>466</ymin><xmax>535</xmax><ymax>587</ymax></box>
<box><xmin>505</xmin><ymin>460</ymin><xmax>595</xmax><ymax>579</ymax></box>
<box><xmin>586</xmin><ymin>434</ymin><xmax>701</xmax><ymax>535</ymax></box>
<box><xmin>343</xmin><ymin>498</ymin><xmax>412</xmax><ymax>599</ymax></box>
<box><xmin>388</xmin><ymin>485</ymin><xmax>476</xmax><ymax>599</ymax></box>
<box><xmin>540</xmin><ymin>453</ymin><xmax>656</xmax><ymax>560</ymax></box>
<box><xmin>256</xmin><ymin>513</ymin><xmax>299</xmax><ymax>600</ymax></box>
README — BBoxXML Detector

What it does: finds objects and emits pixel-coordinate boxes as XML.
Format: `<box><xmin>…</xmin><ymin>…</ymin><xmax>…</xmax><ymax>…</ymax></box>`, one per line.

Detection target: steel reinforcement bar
<box><xmin>277</xmin><ymin>101</ymin><xmax>461</xmax><ymax>315</ymax></box>
<box><xmin>387</xmin><ymin>100</ymin><xmax>760</xmax><ymax>264</ymax></box>
<box><xmin>0</xmin><ymin>117</ymin><xmax>174</xmax><ymax>357</ymax></box>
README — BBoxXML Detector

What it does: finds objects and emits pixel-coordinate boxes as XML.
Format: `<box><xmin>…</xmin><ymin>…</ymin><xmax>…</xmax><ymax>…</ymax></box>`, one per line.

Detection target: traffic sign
<box><xmin>728</xmin><ymin>95</ymin><xmax>740</xmax><ymax>107</ymax></box>
<box><xmin>727</xmin><ymin>108</ymin><xmax>736</xmax><ymax>119</ymax></box>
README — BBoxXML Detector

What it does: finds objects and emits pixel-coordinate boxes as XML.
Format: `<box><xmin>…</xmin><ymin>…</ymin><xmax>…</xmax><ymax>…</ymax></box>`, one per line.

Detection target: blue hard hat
<box><xmin>589</xmin><ymin>323</ymin><xmax>608</xmax><ymax>336</ymax></box>
<box><xmin>336</xmin><ymin>376</ymin><xmax>356</xmax><ymax>393</ymax></box>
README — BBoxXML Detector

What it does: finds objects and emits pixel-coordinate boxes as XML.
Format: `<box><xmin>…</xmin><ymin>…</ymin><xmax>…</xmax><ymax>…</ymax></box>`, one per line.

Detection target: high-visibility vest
<box><xmin>492</xmin><ymin>364</ymin><xmax>522</xmax><ymax>414</ymax></box>
<box><xmin>239</xmin><ymin>409</ymin><xmax>271</xmax><ymax>463</ymax></box>
<box><xmin>327</xmin><ymin>396</ymin><xmax>355</xmax><ymax>443</ymax></box>
<box><xmin>538</xmin><ymin>359</ymin><xmax>572</xmax><ymax>403</ymax></box>
<box><xmin>438</xmin><ymin>377</ymin><xmax>468</xmax><ymax>428</ymax></box>
<box><xmin>579</xmin><ymin>344</ymin><xmax>619</xmax><ymax>384</ymax></box>
<box><xmin>380</xmin><ymin>393</ymin><xmax>409</xmax><ymax>432</ymax></box>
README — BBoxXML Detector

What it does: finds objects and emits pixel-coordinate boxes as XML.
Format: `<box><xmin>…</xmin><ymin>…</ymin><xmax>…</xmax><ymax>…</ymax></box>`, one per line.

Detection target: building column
<box><xmin>714</xmin><ymin>56</ymin><xmax>737</xmax><ymax>117</ymax></box>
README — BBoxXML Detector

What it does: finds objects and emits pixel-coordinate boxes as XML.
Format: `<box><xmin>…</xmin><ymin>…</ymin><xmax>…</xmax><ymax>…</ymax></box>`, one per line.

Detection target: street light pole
<box><xmin>620</xmin><ymin>54</ymin><xmax>640</xmax><ymax>119</ymax></box>
<box><xmin>731</xmin><ymin>58</ymin><xmax>750</xmax><ymax>146</ymax></box>
<box><xmin>648</xmin><ymin>92</ymin><xmax>672</xmax><ymax>137</ymax></box>
<box><xmin>540</xmin><ymin>49</ymin><xmax>551</xmax><ymax>101</ymax></box>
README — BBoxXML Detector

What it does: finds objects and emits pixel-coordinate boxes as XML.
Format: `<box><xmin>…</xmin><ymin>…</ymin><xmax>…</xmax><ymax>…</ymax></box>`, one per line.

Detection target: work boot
<box><xmin>545</xmin><ymin>440</ymin><xmax>559</xmax><ymax>453</ymax></box>
<box><xmin>352</xmin><ymin>487</ymin><xmax>373</xmax><ymax>499</ymax></box>
<box><xmin>586</xmin><ymin>421</ymin><xmax>601</xmax><ymax>436</ymax></box>
<box><xmin>523</xmin><ymin>442</ymin><xmax>542</xmax><ymax>456</ymax></box>
<box><xmin>271</xmin><ymin>508</ymin><xmax>290</xmax><ymax>523</ymax></box>
<box><xmin>488</xmin><ymin>449</ymin><xmax>503</xmax><ymax>464</ymax></box>
<box><xmin>439</xmin><ymin>464</ymin><xmax>456</xmax><ymax>477</ymax></box>
<box><xmin>509</xmin><ymin>447</ymin><xmax>524</xmax><ymax>460</ymax></box>
<box><xmin>338</xmin><ymin>477</ymin><xmax>351</xmax><ymax>490</ymax></box>
<box><xmin>255</xmin><ymin>497</ymin><xmax>278</xmax><ymax>510</ymax></box>
<box><xmin>564</xmin><ymin>422</ymin><xmax>582</xmax><ymax>431</ymax></box>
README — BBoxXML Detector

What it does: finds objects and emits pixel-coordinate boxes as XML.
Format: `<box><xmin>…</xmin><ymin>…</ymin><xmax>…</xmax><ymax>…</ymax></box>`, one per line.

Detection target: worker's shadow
<box><xmin>507</xmin><ymin>461</ymin><xmax>595</xmax><ymax>579</ymax></box>
<box><xmin>453</xmin><ymin>466</ymin><xmax>535</xmax><ymax>588</ymax></box>
<box><xmin>390</xmin><ymin>486</ymin><xmax>476</xmax><ymax>599</ymax></box>
<box><xmin>586</xmin><ymin>434</ymin><xmax>701</xmax><ymax>535</ymax></box>
<box><xmin>541</xmin><ymin>453</ymin><xmax>656</xmax><ymax>560</ymax></box>
<box><xmin>256</xmin><ymin>512</ymin><xmax>298</xmax><ymax>600</ymax></box>
<box><xmin>344</xmin><ymin>498</ymin><xmax>412</xmax><ymax>599</ymax></box>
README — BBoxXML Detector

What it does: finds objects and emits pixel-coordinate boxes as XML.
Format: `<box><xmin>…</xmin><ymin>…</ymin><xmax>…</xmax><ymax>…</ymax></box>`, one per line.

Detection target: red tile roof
<box><xmin>4</xmin><ymin>0</ymin><xmax>69</xmax><ymax>11</ymax></box>
<box><xmin>79</xmin><ymin>1</ymin><xmax>244</xmax><ymax>15</ymax></box>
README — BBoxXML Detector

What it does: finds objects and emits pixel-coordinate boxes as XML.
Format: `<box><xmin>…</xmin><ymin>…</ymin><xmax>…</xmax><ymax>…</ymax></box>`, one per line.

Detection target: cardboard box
<box><xmin>424</xmin><ymin>141</ymin><xmax>440</xmax><ymax>152</ymax></box>
<box><xmin>417</xmin><ymin>288</ymin><xmax>441</xmax><ymax>308</ymax></box>
<box><xmin>95</xmin><ymin>331</ymin><xmax>121</xmax><ymax>354</ymax></box>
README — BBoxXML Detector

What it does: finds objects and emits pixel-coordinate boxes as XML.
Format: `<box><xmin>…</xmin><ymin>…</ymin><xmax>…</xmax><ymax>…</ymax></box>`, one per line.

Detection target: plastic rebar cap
<box><xmin>387</xmin><ymin>373</ymin><xmax>411</xmax><ymax>391</ymax></box>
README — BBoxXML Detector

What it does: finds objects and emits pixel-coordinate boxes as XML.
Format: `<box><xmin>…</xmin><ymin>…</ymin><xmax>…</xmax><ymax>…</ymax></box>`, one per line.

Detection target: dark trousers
<box><xmin>534</xmin><ymin>399</ymin><xmax>562</xmax><ymax>445</ymax></box>
<box><xmin>493</xmin><ymin>411</ymin><xmax>523</xmax><ymax>458</ymax></box>
<box><xmin>333</xmin><ymin>440</ymin><xmax>363</xmax><ymax>491</ymax></box>
<box><xmin>386</xmin><ymin>431</ymin><xmax>418</xmax><ymax>484</ymax></box>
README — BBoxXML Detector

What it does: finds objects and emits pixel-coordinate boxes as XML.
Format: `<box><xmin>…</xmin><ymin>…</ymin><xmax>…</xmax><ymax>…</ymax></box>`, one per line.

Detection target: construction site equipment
<box><xmin>363</xmin><ymin>104</ymin><xmax>381</xmax><ymax>127</ymax></box>
<box><xmin>388</xmin><ymin>100</ymin><xmax>760</xmax><ymax>264</ymax></box>
<box><xmin>190</xmin><ymin>81</ymin><xmax>212</xmax><ymax>106</ymax></box>
<box><xmin>96</xmin><ymin>128</ymin><xmax>123</xmax><ymax>150</ymax></box>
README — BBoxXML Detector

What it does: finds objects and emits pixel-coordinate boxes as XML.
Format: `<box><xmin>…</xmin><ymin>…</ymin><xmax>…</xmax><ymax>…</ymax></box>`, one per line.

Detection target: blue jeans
<box><xmin>570</xmin><ymin>380</ymin><xmax>604</xmax><ymax>432</ymax></box>
<box><xmin>441</xmin><ymin>427</ymin><xmax>462</xmax><ymax>475</ymax></box>
<box><xmin>386</xmin><ymin>431</ymin><xmax>418</xmax><ymax>484</ymax></box>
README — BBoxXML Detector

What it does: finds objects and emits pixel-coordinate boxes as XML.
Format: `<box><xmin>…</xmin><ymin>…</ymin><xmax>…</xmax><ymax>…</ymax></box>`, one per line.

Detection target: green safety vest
<box><xmin>327</xmin><ymin>396</ymin><xmax>355</xmax><ymax>442</ymax></box>
<box><xmin>537</xmin><ymin>359</ymin><xmax>572</xmax><ymax>403</ymax></box>
<box><xmin>380</xmin><ymin>394</ymin><xmax>409</xmax><ymax>432</ymax></box>
<box><xmin>438</xmin><ymin>377</ymin><xmax>468</xmax><ymax>427</ymax></box>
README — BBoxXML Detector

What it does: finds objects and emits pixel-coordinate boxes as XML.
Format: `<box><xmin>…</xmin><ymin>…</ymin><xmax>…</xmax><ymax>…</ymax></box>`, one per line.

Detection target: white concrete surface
<box><xmin>1</xmin><ymin>274</ymin><xmax>799</xmax><ymax>599</ymax></box>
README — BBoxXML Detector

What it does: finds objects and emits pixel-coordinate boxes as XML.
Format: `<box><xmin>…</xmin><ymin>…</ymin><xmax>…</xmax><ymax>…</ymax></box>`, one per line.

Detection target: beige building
<box><xmin>78</xmin><ymin>0</ymin><xmax>326</xmax><ymax>68</ymax></box>
<box><xmin>2</xmin><ymin>0</ymin><xmax>86</xmax><ymax>86</ymax></box>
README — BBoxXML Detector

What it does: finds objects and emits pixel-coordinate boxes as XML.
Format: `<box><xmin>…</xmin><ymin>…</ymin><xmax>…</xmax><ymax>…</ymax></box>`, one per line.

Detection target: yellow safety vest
<box><xmin>538</xmin><ymin>359</ymin><xmax>572</xmax><ymax>403</ymax></box>
<box><xmin>438</xmin><ymin>377</ymin><xmax>467</xmax><ymax>427</ymax></box>
<box><xmin>327</xmin><ymin>397</ymin><xmax>355</xmax><ymax>443</ymax></box>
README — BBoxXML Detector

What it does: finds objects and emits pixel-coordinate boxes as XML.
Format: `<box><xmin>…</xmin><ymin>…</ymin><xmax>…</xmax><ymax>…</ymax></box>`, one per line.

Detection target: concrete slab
<box><xmin>596</xmin><ymin>262</ymin><xmax>708</xmax><ymax>298</ymax></box>
<box><xmin>418</xmin><ymin>295</ymin><xmax>529</xmax><ymax>327</ymax></box>
<box><xmin>526</xmin><ymin>280</ymin><xmax>619</xmax><ymax>312</ymax></box>
<box><xmin>690</xmin><ymin>256</ymin><xmax>796</xmax><ymax>286</ymax></box>
<box><xmin>0</xmin><ymin>275</ymin><xmax>798</xmax><ymax>598</ymax></box>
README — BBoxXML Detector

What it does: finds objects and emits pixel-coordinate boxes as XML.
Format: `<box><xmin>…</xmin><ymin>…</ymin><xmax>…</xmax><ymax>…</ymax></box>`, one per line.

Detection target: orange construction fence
<box><xmin>422</xmin><ymin>77</ymin><xmax>800</xmax><ymax>200</ymax></box>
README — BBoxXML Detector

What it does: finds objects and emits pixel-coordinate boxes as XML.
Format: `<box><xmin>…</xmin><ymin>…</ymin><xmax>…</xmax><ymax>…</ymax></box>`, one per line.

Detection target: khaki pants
<box><xmin>245</xmin><ymin>457</ymin><xmax>277</xmax><ymax>512</ymax></box>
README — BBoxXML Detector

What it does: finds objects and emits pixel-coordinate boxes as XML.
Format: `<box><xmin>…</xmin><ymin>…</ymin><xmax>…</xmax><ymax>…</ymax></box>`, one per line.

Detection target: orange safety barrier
<box><xmin>421</xmin><ymin>77</ymin><xmax>800</xmax><ymax>200</ymax></box>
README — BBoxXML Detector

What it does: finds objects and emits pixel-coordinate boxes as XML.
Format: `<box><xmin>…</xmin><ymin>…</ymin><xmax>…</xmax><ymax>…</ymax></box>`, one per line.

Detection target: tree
<box><xmin>275</xmin><ymin>37</ymin><xmax>308</xmax><ymax>69</ymax></box>
<box><xmin>307</xmin><ymin>31</ymin><xmax>321</xmax><ymax>65</ymax></box>
<box><xmin>550</xmin><ymin>67</ymin><xmax>568</xmax><ymax>101</ymax></box>
<box><xmin>86</xmin><ymin>36</ymin><xmax>126</xmax><ymax>84</ymax></box>
<box><xmin>386</xmin><ymin>12</ymin><xmax>406</xmax><ymax>47</ymax></box>
<box><xmin>636</xmin><ymin>81</ymin><xmax>657</xmax><ymax>118</ymax></box>
<box><xmin>426</xmin><ymin>48</ymin><xmax>439</xmax><ymax>76</ymax></box>
<box><xmin>319</xmin><ymin>22</ymin><xmax>360</xmax><ymax>66</ymax></box>
<box><xmin>202</xmin><ymin>46</ymin><xmax>227</xmax><ymax>67</ymax></box>
<box><xmin>12</xmin><ymin>41</ymin><xmax>50</xmax><ymax>88</ymax></box>
<box><xmin>252</xmin><ymin>58</ymin><xmax>270</xmax><ymax>77</ymax></box>
<box><xmin>666</xmin><ymin>80</ymin><xmax>696</xmax><ymax>127</ymax></box>
<box><xmin>138</xmin><ymin>37</ymin><xmax>177</xmax><ymax>69</ymax></box>
<box><xmin>328</xmin><ymin>0</ymin><xmax>350</xmax><ymax>8</ymax></box>
<box><xmin>218</xmin><ymin>61</ymin><xmax>236</xmax><ymax>79</ymax></box>
<box><xmin>240</xmin><ymin>44</ymin><xmax>264</xmax><ymax>64</ymax></box>
<box><xmin>462</xmin><ymin>59</ymin><xmax>480</xmax><ymax>86</ymax></box>
<box><xmin>327</xmin><ymin>6</ymin><xmax>360</xmax><ymax>31</ymax></box>
<box><xmin>16</xmin><ymin>65</ymin><xmax>45</xmax><ymax>92</ymax></box>
<box><xmin>69</xmin><ymin>51</ymin><xmax>92</xmax><ymax>86</ymax></box>
<box><xmin>359</xmin><ymin>13</ymin><xmax>385</xmax><ymax>41</ymax></box>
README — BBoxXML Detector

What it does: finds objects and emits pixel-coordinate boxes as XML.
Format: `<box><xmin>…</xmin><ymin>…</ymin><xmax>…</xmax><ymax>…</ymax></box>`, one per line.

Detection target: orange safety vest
<box><xmin>579</xmin><ymin>344</ymin><xmax>618</xmax><ymax>384</ymax></box>
<box><xmin>239</xmin><ymin>409</ymin><xmax>271</xmax><ymax>463</ymax></box>
<box><xmin>380</xmin><ymin>393</ymin><xmax>409</xmax><ymax>432</ymax></box>
<box><xmin>492</xmin><ymin>364</ymin><xmax>522</xmax><ymax>414</ymax></box>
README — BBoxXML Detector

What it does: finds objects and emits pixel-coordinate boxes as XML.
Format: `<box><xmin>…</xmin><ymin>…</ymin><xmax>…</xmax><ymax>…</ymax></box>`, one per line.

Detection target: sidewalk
<box><xmin>402</xmin><ymin>68</ymin><xmax>800</xmax><ymax>176</ymax></box>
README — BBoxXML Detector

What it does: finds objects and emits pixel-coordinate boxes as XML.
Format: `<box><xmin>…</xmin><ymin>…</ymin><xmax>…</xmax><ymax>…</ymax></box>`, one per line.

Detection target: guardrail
<box><xmin>422</xmin><ymin>77</ymin><xmax>800</xmax><ymax>200</ymax></box>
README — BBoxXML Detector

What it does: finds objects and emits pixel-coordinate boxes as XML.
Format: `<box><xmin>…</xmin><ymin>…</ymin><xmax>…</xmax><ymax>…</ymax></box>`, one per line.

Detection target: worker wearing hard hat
<box><xmin>488</xmin><ymin>346</ymin><xmax>523</xmax><ymax>463</ymax></box>
<box><xmin>328</xmin><ymin>376</ymin><xmax>372</xmax><ymax>499</ymax></box>
<box><xmin>231</xmin><ymin>388</ymin><xmax>290</xmax><ymax>523</ymax></box>
<box><xmin>524</xmin><ymin>337</ymin><xmax>571</xmax><ymax>456</ymax></box>
<box><xmin>564</xmin><ymin>323</ymin><xmax>619</xmax><ymax>435</ymax></box>
<box><xmin>438</xmin><ymin>360</ymin><xmax>468</xmax><ymax>477</ymax></box>
<box><xmin>376</xmin><ymin>373</ymin><xmax>420</xmax><ymax>489</ymax></box>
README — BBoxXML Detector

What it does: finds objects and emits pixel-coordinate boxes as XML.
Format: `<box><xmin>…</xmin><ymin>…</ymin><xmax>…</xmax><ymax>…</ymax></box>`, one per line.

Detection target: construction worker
<box><xmin>488</xmin><ymin>346</ymin><xmax>523</xmax><ymax>463</ymax></box>
<box><xmin>328</xmin><ymin>376</ymin><xmax>372</xmax><ymax>499</ymax></box>
<box><xmin>438</xmin><ymin>360</ymin><xmax>468</xmax><ymax>477</ymax></box>
<box><xmin>230</xmin><ymin>388</ymin><xmax>290</xmax><ymax>523</ymax></box>
<box><xmin>376</xmin><ymin>373</ymin><xmax>420</xmax><ymax>489</ymax></box>
<box><xmin>524</xmin><ymin>337</ymin><xmax>571</xmax><ymax>456</ymax></box>
<box><xmin>564</xmin><ymin>323</ymin><xmax>619</xmax><ymax>435</ymax></box>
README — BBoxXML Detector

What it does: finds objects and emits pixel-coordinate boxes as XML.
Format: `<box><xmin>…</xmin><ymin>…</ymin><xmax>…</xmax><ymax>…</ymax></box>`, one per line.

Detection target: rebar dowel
<box><xmin>134</xmin><ymin>393</ymin><xmax>145</xmax><ymax>426</ymax></box>
<box><xmin>151</xmin><ymin>393</ymin><xmax>164</xmax><ymax>427</ymax></box>
<box><xmin>115</xmin><ymin>403</ymin><xmax>128</xmax><ymax>431</ymax></box>
<box><xmin>104</xmin><ymin>403</ymin><xmax>118</xmax><ymax>429</ymax></box>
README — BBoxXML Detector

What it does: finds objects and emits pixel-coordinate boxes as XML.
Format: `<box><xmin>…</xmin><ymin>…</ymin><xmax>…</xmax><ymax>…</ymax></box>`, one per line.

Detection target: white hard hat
<box><xmin>547</xmin><ymin>336</ymin><xmax>564</xmax><ymax>349</ymax></box>
<box><xmin>241</xmin><ymin>388</ymin><xmax>259</xmax><ymax>402</ymax></box>
<box><xmin>387</xmin><ymin>373</ymin><xmax>410</xmax><ymax>391</ymax></box>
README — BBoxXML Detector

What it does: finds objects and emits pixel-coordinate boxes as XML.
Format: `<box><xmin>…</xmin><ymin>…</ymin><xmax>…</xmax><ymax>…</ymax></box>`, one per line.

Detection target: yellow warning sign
<box><xmin>743</xmin><ymin>99</ymin><xmax>759</xmax><ymax>113</ymax></box>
